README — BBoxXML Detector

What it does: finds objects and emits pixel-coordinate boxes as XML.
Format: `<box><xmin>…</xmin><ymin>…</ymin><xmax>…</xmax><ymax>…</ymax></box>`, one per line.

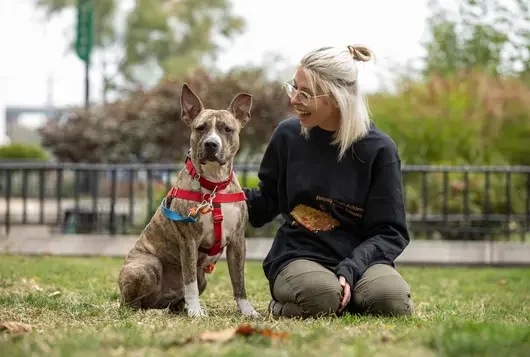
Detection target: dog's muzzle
<box><xmin>200</xmin><ymin>139</ymin><xmax>226</xmax><ymax>164</ymax></box>
<box><xmin>203</xmin><ymin>139</ymin><xmax>219</xmax><ymax>155</ymax></box>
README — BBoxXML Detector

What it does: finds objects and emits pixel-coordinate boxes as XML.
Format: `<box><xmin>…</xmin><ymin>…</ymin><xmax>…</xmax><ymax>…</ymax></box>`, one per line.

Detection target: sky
<box><xmin>0</xmin><ymin>0</ymin><xmax>433</xmax><ymax>110</ymax></box>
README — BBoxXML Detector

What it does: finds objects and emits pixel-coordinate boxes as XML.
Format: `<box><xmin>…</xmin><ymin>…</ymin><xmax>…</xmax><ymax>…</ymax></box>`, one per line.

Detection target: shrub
<box><xmin>370</xmin><ymin>70</ymin><xmax>530</xmax><ymax>166</ymax></box>
<box><xmin>39</xmin><ymin>68</ymin><xmax>291</xmax><ymax>163</ymax></box>
<box><xmin>0</xmin><ymin>143</ymin><xmax>49</xmax><ymax>161</ymax></box>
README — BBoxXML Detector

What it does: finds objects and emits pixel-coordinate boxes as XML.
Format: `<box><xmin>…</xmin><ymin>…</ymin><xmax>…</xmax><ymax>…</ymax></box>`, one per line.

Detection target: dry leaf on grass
<box><xmin>174</xmin><ymin>324</ymin><xmax>289</xmax><ymax>345</ymax></box>
<box><xmin>0</xmin><ymin>321</ymin><xmax>34</xmax><ymax>335</ymax></box>
<box><xmin>235</xmin><ymin>324</ymin><xmax>289</xmax><ymax>340</ymax></box>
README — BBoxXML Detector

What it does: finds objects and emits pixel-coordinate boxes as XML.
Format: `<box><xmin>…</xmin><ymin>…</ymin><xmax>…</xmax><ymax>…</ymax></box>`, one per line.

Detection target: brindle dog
<box><xmin>118</xmin><ymin>84</ymin><xmax>261</xmax><ymax>319</ymax></box>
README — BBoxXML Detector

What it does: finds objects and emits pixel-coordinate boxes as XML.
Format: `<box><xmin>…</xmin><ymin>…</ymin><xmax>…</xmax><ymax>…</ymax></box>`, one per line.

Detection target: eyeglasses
<box><xmin>283</xmin><ymin>80</ymin><xmax>329</xmax><ymax>106</ymax></box>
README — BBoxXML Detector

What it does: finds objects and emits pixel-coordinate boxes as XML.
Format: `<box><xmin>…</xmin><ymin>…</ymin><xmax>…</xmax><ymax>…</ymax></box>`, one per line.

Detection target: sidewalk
<box><xmin>1</xmin><ymin>226</ymin><xmax>529</xmax><ymax>266</ymax></box>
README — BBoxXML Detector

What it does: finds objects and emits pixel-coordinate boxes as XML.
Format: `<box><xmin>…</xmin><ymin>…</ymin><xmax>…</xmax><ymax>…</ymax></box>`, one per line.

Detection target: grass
<box><xmin>0</xmin><ymin>255</ymin><xmax>529</xmax><ymax>357</ymax></box>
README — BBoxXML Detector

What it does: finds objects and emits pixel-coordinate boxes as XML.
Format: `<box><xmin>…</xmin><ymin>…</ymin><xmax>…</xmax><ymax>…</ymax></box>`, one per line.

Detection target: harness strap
<box><xmin>160</xmin><ymin>198</ymin><xmax>197</xmax><ymax>223</ymax></box>
<box><xmin>168</xmin><ymin>187</ymin><xmax>246</xmax><ymax>204</ymax></box>
<box><xmin>160</xmin><ymin>187</ymin><xmax>246</xmax><ymax>258</ymax></box>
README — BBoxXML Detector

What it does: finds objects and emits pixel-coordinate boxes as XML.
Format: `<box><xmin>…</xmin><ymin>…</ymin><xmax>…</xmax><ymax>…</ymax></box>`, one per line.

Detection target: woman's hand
<box><xmin>337</xmin><ymin>275</ymin><xmax>351</xmax><ymax>313</ymax></box>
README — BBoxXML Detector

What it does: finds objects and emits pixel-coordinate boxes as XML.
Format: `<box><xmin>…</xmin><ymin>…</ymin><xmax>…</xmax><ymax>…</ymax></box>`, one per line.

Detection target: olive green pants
<box><xmin>269</xmin><ymin>259</ymin><xmax>414</xmax><ymax>318</ymax></box>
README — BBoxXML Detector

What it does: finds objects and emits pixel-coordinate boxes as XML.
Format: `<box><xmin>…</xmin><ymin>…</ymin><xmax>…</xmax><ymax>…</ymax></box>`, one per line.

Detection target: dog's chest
<box><xmin>197</xmin><ymin>201</ymin><xmax>242</xmax><ymax>248</ymax></box>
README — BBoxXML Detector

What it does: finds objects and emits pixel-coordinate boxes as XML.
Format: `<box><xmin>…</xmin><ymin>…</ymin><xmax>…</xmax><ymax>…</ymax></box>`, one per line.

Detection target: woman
<box><xmin>242</xmin><ymin>44</ymin><xmax>414</xmax><ymax>318</ymax></box>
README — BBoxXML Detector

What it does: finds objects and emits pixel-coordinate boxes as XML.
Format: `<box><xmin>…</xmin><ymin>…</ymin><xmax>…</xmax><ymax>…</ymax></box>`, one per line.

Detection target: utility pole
<box><xmin>75</xmin><ymin>0</ymin><xmax>93</xmax><ymax>111</ymax></box>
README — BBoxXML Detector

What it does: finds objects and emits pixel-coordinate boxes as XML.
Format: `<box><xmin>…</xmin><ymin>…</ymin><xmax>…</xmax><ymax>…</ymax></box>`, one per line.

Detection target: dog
<box><xmin>117</xmin><ymin>83</ymin><xmax>261</xmax><ymax>319</ymax></box>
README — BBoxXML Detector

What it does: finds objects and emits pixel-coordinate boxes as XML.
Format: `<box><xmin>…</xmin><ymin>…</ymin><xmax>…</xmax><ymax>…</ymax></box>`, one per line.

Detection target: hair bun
<box><xmin>347</xmin><ymin>45</ymin><xmax>374</xmax><ymax>62</ymax></box>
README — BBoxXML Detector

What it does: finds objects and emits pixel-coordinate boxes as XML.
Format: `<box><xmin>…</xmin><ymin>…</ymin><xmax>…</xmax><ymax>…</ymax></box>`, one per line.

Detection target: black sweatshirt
<box><xmin>242</xmin><ymin>117</ymin><xmax>410</xmax><ymax>292</ymax></box>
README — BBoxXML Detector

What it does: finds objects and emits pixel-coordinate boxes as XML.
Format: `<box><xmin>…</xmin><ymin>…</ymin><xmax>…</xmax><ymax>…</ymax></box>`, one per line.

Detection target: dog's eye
<box><xmin>196</xmin><ymin>125</ymin><xmax>205</xmax><ymax>132</ymax></box>
<box><xmin>224</xmin><ymin>127</ymin><xmax>233</xmax><ymax>134</ymax></box>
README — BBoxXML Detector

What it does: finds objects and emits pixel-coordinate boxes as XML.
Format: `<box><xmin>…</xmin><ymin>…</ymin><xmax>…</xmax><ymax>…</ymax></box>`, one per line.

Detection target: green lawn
<box><xmin>0</xmin><ymin>255</ymin><xmax>529</xmax><ymax>357</ymax></box>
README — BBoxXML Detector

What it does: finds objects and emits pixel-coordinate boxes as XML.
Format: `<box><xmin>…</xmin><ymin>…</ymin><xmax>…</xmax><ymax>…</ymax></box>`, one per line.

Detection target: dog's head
<box><xmin>180</xmin><ymin>83</ymin><xmax>252</xmax><ymax>166</ymax></box>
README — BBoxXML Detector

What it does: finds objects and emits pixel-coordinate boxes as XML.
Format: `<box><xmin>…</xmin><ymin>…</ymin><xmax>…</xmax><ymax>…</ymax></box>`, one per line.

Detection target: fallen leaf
<box><xmin>498</xmin><ymin>280</ymin><xmax>507</xmax><ymax>286</ymax></box>
<box><xmin>0</xmin><ymin>321</ymin><xmax>34</xmax><ymax>335</ymax></box>
<box><xmin>200</xmin><ymin>327</ymin><xmax>237</xmax><ymax>342</ymax></box>
<box><xmin>187</xmin><ymin>324</ymin><xmax>289</xmax><ymax>344</ymax></box>
<box><xmin>260</xmin><ymin>328</ymin><xmax>289</xmax><ymax>340</ymax></box>
<box><xmin>236</xmin><ymin>324</ymin><xmax>289</xmax><ymax>340</ymax></box>
<box><xmin>235</xmin><ymin>324</ymin><xmax>257</xmax><ymax>335</ymax></box>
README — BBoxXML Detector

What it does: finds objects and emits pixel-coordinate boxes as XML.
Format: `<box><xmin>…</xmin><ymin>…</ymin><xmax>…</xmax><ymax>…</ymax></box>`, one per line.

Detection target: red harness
<box><xmin>164</xmin><ymin>158</ymin><xmax>247</xmax><ymax>262</ymax></box>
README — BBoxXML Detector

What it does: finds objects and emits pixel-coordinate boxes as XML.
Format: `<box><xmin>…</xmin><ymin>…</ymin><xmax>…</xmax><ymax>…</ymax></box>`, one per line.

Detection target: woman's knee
<box><xmin>354</xmin><ymin>265</ymin><xmax>414</xmax><ymax>316</ymax></box>
<box><xmin>297</xmin><ymin>272</ymin><xmax>342</xmax><ymax>316</ymax></box>
<box><xmin>273</xmin><ymin>260</ymin><xmax>342</xmax><ymax>317</ymax></box>
<box><xmin>366</xmin><ymin>276</ymin><xmax>413</xmax><ymax>316</ymax></box>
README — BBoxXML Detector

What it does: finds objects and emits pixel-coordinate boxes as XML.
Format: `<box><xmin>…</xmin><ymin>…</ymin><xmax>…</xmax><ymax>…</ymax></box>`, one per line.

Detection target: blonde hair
<box><xmin>299</xmin><ymin>44</ymin><xmax>374</xmax><ymax>161</ymax></box>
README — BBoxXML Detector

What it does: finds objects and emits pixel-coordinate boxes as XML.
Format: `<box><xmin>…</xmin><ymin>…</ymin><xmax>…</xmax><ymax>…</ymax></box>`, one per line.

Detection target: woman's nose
<box><xmin>290</xmin><ymin>92</ymin><xmax>301</xmax><ymax>106</ymax></box>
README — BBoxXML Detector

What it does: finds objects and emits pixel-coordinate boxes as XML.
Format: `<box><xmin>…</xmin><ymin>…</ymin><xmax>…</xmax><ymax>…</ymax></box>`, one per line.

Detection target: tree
<box><xmin>34</xmin><ymin>0</ymin><xmax>246</xmax><ymax>101</ymax></box>
<box><xmin>422</xmin><ymin>0</ymin><xmax>530</xmax><ymax>81</ymax></box>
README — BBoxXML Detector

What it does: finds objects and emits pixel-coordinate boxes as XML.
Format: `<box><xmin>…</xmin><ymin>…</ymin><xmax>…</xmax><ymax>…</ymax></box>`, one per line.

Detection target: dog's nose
<box><xmin>204</xmin><ymin>140</ymin><xmax>219</xmax><ymax>151</ymax></box>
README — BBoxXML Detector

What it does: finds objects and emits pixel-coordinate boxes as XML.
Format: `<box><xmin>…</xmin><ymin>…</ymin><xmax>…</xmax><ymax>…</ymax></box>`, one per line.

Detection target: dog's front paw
<box><xmin>187</xmin><ymin>305</ymin><xmax>207</xmax><ymax>318</ymax></box>
<box><xmin>186</xmin><ymin>299</ymin><xmax>207</xmax><ymax>318</ymax></box>
<box><xmin>248</xmin><ymin>309</ymin><xmax>262</xmax><ymax>319</ymax></box>
<box><xmin>236</xmin><ymin>299</ymin><xmax>262</xmax><ymax>319</ymax></box>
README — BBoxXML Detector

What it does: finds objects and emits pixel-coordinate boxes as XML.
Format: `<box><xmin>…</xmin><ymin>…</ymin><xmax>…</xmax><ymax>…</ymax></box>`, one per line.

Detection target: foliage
<box><xmin>423</xmin><ymin>0</ymin><xmax>530</xmax><ymax>82</ymax></box>
<box><xmin>123</xmin><ymin>0</ymin><xmax>245</xmax><ymax>85</ymax></box>
<box><xmin>39</xmin><ymin>68</ymin><xmax>291</xmax><ymax>163</ymax></box>
<box><xmin>41</xmin><ymin>66</ymin><xmax>530</xmax><ymax>167</ymax></box>
<box><xmin>0</xmin><ymin>143</ymin><xmax>49</xmax><ymax>161</ymax></box>
<box><xmin>34</xmin><ymin>0</ymin><xmax>246</xmax><ymax>100</ymax></box>
<box><xmin>371</xmin><ymin>69</ymin><xmax>530</xmax><ymax>166</ymax></box>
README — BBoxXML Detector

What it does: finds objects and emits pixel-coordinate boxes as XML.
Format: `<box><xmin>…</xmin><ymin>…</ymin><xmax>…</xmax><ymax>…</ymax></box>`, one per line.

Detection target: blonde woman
<box><xmin>243</xmin><ymin>45</ymin><xmax>414</xmax><ymax>318</ymax></box>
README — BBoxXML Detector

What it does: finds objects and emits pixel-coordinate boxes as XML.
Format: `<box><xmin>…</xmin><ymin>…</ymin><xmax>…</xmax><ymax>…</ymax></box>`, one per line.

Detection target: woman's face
<box><xmin>286</xmin><ymin>67</ymin><xmax>340</xmax><ymax>131</ymax></box>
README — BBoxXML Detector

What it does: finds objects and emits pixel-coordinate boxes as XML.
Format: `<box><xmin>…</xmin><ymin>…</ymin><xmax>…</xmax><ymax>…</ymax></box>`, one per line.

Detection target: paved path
<box><xmin>1</xmin><ymin>226</ymin><xmax>529</xmax><ymax>266</ymax></box>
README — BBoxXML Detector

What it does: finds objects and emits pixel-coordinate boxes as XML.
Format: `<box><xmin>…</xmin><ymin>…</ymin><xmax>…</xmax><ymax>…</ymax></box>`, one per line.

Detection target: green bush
<box><xmin>370</xmin><ymin>70</ymin><xmax>530</xmax><ymax>166</ymax></box>
<box><xmin>0</xmin><ymin>143</ymin><xmax>49</xmax><ymax>161</ymax></box>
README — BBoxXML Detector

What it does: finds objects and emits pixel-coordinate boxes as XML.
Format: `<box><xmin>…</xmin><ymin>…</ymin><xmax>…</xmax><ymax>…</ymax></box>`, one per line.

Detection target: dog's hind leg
<box><xmin>118</xmin><ymin>253</ymin><xmax>163</xmax><ymax>310</ymax></box>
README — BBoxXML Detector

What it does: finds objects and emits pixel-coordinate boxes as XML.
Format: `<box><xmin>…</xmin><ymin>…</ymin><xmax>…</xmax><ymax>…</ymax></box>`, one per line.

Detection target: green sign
<box><xmin>75</xmin><ymin>0</ymin><xmax>93</xmax><ymax>62</ymax></box>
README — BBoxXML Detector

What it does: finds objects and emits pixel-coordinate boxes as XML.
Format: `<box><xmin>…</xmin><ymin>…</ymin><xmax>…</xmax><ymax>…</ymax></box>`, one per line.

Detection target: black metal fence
<box><xmin>0</xmin><ymin>161</ymin><xmax>529</xmax><ymax>241</ymax></box>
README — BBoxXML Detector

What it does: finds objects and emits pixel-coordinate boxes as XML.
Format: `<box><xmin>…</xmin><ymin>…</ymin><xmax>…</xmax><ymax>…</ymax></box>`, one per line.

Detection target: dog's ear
<box><xmin>180</xmin><ymin>83</ymin><xmax>204</xmax><ymax>126</ymax></box>
<box><xmin>228</xmin><ymin>93</ymin><xmax>252</xmax><ymax>127</ymax></box>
